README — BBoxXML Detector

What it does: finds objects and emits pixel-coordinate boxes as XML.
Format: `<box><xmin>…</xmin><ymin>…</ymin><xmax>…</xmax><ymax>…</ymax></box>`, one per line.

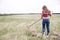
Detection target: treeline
<box><xmin>0</xmin><ymin>13</ymin><xmax>60</xmax><ymax>16</ymax></box>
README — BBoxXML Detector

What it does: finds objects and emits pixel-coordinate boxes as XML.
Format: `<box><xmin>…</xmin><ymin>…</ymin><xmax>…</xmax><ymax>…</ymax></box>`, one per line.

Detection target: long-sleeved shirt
<box><xmin>41</xmin><ymin>10</ymin><xmax>51</xmax><ymax>19</ymax></box>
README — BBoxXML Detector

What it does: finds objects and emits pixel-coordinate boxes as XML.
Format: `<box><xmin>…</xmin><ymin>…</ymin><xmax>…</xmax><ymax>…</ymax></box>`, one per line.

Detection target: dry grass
<box><xmin>0</xmin><ymin>14</ymin><xmax>60</xmax><ymax>40</ymax></box>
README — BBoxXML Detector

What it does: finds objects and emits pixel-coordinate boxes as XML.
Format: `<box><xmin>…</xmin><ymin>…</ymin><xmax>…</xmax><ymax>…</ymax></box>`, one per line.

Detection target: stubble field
<box><xmin>0</xmin><ymin>14</ymin><xmax>60</xmax><ymax>40</ymax></box>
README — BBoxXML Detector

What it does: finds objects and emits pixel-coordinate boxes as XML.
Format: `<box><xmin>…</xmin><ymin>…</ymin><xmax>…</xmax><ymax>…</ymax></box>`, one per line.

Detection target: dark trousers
<box><xmin>42</xmin><ymin>19</ymin><xmax>50</xmax><ymax>34</ymax></box>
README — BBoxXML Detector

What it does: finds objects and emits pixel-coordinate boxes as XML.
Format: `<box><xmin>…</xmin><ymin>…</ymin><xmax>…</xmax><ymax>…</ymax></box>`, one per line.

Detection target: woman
<box><xmin>41</xmin><ymin>5</ymin><xmax>52</xmax><ymax>37</ymax></box>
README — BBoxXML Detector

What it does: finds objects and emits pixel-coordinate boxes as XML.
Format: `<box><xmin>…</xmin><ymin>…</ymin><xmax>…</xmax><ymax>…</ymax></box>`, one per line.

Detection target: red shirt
<box><xmin>42</xmin><ymin>10</ymin><xmax>51</xmax><ymax>17</ymax></box>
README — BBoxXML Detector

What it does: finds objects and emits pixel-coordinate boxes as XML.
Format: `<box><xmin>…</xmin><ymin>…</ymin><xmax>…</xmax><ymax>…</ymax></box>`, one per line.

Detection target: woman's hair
<box><xmin>42</xmin><ymin>5</ymin><xmax>48</xmax><ymax>10</ymax></box>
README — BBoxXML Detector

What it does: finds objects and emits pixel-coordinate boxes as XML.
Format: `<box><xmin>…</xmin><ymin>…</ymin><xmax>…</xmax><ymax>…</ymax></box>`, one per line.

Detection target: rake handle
<box><xmin>28</xmin><ymin>19</ymin><xmax>41</xmax><ymax>28</ymax></box>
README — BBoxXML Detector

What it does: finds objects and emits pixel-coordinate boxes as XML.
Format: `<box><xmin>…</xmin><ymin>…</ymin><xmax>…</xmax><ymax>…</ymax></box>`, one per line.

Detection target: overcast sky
<box><xmin>0</xmin><ymin>0</ymin><xmax>60</xmax><ymax>14</ymax></box>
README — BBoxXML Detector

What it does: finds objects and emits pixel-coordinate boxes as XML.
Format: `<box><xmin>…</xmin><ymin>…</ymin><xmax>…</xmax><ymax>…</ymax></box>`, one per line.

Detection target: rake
<box><xmin>27</xmin><ymin>18</ymin><xmax>41</xmax><ymax>29</ymax></box>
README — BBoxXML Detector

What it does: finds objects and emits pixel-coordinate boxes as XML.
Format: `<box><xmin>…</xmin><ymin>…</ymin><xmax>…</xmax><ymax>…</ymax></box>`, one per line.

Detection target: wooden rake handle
<box><xmin>27</xmin><ymin>18</ymin><xmax>41</xmax><ymax>28</ymax></box>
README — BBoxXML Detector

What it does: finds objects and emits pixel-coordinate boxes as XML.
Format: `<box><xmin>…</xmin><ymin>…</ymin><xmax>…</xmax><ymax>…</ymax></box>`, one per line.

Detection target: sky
<box><xmin>0</xmin><ymin>0</ymin><xmax>60</xmax><ymax>14</ymax></box>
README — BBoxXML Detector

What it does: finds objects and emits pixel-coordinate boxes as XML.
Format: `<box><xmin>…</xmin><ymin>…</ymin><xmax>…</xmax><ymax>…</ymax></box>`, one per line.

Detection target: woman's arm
<box><xmin>48</xmin><ymin>11</ymin><xmax>52</xmax><ymax>16</ymax></box>
<box><xmin>41</xmin><ymin>11</ymin><xmax>43</xmax><ymax>19</ymax></box>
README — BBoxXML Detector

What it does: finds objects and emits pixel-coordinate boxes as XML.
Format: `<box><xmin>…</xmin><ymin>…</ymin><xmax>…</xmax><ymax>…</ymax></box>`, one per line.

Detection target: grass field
<box><xmin>0</xmin><ymin>14</ymin><xmax>60</xmax><ymax>40</ymax></box>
